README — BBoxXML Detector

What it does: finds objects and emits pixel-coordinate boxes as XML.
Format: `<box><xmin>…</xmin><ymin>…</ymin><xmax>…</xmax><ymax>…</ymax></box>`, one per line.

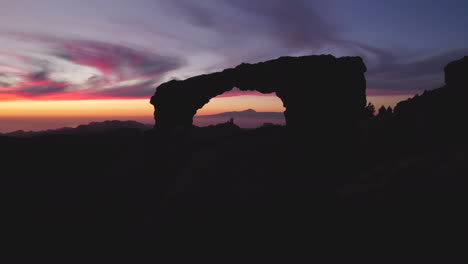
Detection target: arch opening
<box><xmin>193</xmin><ymin>88</ymin><xmax>286</xmax><ymax>128</ymax></box>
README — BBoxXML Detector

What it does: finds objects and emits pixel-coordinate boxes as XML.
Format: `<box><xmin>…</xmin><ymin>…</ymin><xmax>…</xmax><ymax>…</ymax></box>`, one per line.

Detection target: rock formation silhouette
<box><xmin>151</xmin><ymin>55</ymin><xmax>367</xmax><ymax>136</ymax></box>
<box><xmin>445</xmin><ymin>56</ymin><xmax>468</xmax><ymax>90</ymax></box>
<box><xmin>394</xmin><ymin>56</ymin><xmax>468</xmax><ymax>140</ymax></box>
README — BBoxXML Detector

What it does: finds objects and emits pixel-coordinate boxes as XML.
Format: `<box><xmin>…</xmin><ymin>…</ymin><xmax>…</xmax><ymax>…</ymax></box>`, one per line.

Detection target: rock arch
<box><xmin>150</xmin><ymin>55</ymin><xmax>367</xmax><ymax>133</ymax></box>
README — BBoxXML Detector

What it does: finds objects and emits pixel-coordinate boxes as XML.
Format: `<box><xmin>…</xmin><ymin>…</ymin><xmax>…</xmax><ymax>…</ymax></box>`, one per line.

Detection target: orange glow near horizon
<box><xmin>0</xmin><ymin>94</ymin><xmax>419</xmax><ymax>133</ymax></box>
<box><xmin>196</xmin><ymin>95</ymin><xmax>286</xmax><ymax>116</ymax></box>
<box><xmin>0</xmin><ymin>95</ymin><xmax>287</xmax><ymax>118</ymax></box>
<box><xmin>0</xmin><ymin>94</ymin><xmax>415</xmax><ymax>118</ymax></box>
<box><xmin>0</xmin><ymin>99</ymin><xmax>153</xmax><ymax>117</ymax></box>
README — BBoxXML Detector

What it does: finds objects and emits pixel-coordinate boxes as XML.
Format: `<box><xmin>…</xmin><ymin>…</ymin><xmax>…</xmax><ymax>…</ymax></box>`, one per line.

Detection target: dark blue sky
<box><xmin>1</xmin><ymin>0</ymin><xmax>467</xmax><ymax>100</ymax></box>
<box><xmin>336</xmin><ymin>0</ymin><xmax>468</xmax><ymax>50</ymax></box>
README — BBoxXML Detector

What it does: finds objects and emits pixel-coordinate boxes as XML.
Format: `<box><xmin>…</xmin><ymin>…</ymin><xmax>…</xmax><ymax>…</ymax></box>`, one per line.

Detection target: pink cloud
<box><xmin>0</xmin><ymin>33</ymin><xmax>182</xmax><ymax>101</ymax></box>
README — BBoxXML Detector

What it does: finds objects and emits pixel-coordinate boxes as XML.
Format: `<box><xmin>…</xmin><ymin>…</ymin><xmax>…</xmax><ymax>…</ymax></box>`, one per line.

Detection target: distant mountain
<box><xmin>0</xmin><ymin>110</ymin><xmax>286</xmax><ymax>137</ymax></box>
<box><xmin>193</xmin><ymin>109</ymin><xmax>286</xmax><ymax>128</ymax></box>
<box><xmin>196</xmin><ymin>109</ymin><xmax>284</xmax><ymax>119</ymax></box>
<box><xmin>1</xmin><ymin>120</ymin><xmax>153</xmax><ymax>137</ymax></box>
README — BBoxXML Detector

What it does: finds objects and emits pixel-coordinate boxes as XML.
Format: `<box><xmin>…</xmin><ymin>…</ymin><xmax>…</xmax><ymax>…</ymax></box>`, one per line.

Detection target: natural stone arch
<box><xmin>150</xmin><ymin>55</ymin><xmax>367</xmax><ymax>133</ymax></box>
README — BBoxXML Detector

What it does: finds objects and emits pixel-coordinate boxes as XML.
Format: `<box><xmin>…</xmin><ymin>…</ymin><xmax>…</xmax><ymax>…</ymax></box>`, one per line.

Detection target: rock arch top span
<box><xmin>151</xmin><ymin>55</ymin><xmax>367</xmax><ymax>133</ymax></box>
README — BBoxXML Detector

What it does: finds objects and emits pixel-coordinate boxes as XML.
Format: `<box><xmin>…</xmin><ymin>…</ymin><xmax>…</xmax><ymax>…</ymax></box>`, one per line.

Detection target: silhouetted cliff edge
<box><xmin>394</xmin><ymin>56</ymin><xmax>468</xmax><ymax>141</ymax></box>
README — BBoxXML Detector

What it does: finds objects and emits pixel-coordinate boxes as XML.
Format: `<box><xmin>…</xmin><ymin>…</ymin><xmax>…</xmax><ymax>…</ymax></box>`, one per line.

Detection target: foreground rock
<box><xmin>394</xmin><ymin>56</ymin><xmax>468</xmax><ymax>141</ymax></box>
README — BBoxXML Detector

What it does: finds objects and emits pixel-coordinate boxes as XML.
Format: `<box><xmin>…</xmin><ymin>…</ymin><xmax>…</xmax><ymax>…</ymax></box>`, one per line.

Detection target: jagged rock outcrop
<box><xmin>394</xmin><ymin>56</ymin><xmax>468</xmax><ymax>140</ymax></box>
<box><xmin>151</xmin><ymin>55</ymin><xmax>367</xmax><ymax>136</ymax></box>
<box><xmin>2</xmin><ymin>120</ymin><xmax>152</xmax><ymax>138</ymax></box>
<box><xmin>445</xmin><ymin>56</ymin><xmax>468</xmax><ymax>90</ymax></box>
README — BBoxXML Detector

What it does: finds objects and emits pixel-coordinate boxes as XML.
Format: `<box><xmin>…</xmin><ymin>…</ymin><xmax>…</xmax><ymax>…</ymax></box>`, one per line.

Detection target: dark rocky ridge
<box><xmin>151</xmin><ymin>55</ymin><xmax>367</xmax><ymax>136</ymax></box>
<box><xmin>394</xmin><ymin>56</ymin><xmax>468</xmax><ymax>140</ymax></box>
<box><xmin>0</xmin><ymin>120</ymin><xmax>153</xmax><ymax>137</ymax></box>
<box><xmin>445</xmin><ymin>56</ymin><xmax>468</xmax><ymax>89</ymax></box>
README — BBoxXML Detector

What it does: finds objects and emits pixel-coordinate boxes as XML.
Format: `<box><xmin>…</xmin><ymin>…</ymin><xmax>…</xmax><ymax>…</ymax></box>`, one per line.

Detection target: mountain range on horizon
<box><xmin>0</xmin><ymin>109</ymin><xmax>286</xmax><ymax>137</ymax></box>
<box><xmin>0</xmin><ymin>120</ymin><xmax>154</xmax><ymax>138</ymax></box>
<box><xmin>194</xmin><ymin>108</ymin><xmax>286</xmax><ymax>128</ymax></box>
<box><xmin>196</xmin><ymin>108</ymin><xmax>284</xmax><ymax>119</ymax></box>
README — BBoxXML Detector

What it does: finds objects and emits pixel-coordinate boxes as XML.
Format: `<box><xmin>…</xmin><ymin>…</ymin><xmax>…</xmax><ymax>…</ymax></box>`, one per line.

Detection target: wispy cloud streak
<box><xmin>0</xmin><ymin>34</ymin><xmax>182</xmax><ymax>100</ymax></box>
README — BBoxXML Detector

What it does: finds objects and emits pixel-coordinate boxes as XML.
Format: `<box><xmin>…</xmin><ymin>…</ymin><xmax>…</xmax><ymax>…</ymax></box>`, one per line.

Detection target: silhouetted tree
<box><xmin>377</xmin><ymin>106</ymin><xmax>387</xmax><ymax>118</ymax></box>
<box><xmin>364</xmin><ymin>102</ymin><xmax>376</xmax><ymax>117</ymax></box>
<box><xmin>386</xmin><ymin>106</ymin><xmax>393</xmax><ymax>115</ymax></box>
<box><xmin>377</xmin><ymin>105</ymin><xmax>394</xmax><ymax>120</ymax></box>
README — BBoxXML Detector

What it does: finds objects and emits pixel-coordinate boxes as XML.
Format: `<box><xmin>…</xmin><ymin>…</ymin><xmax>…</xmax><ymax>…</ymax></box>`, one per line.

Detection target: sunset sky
<box><xmin>1</xmin><ymin>0</ymin><xmax>467</xmax><ymax>132</ymax></box>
